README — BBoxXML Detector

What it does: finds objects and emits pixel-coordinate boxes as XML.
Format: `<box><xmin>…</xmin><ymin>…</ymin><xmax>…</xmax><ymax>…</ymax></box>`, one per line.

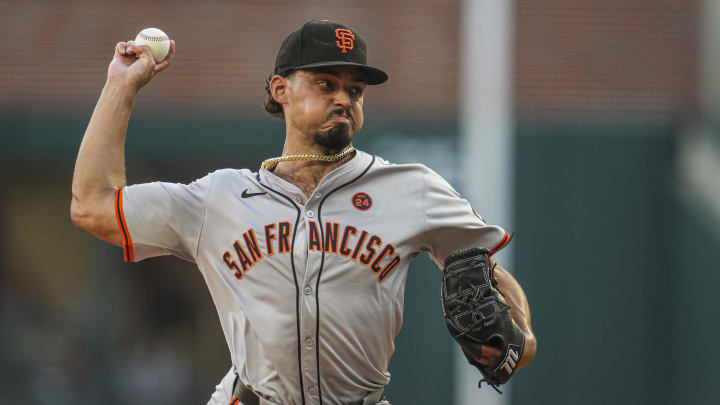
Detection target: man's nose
<box><xmin>333</xmin><ymin>89</ymin><xmax>352</xmax><ymax>108</ymax></box>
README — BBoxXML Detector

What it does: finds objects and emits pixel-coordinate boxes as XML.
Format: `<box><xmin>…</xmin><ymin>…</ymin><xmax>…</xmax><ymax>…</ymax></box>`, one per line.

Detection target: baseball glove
<box><xmin>441</xmin><ymin>247</ymin><xmax>525</xmax><ymax>392</ymax></box>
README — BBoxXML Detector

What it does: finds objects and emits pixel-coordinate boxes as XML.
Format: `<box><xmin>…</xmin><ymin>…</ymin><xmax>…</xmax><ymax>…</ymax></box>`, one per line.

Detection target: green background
<box><xmin>3</xmin><ymin>116</ymin><xmax>716</xmax><ymax>404</ymax></box>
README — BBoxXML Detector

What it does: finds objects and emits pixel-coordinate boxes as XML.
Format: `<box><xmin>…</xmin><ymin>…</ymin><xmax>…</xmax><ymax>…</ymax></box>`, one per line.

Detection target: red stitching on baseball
<box><xmin>139</xmin><ymin>33</ymin><xmax>168</xmax><ymax>41</ymax></box>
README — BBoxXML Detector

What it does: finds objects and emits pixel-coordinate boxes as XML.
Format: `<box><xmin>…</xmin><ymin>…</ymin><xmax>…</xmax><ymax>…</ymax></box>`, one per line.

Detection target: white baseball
<box><xmin>134</xmin><ymin>27</ymin><xmax>170</xmax><ymax>62</ymax></box>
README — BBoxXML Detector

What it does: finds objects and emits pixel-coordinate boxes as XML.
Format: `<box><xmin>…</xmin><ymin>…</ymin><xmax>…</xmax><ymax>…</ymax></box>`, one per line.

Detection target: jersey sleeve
<box><xmin>114</xmin><ymin>173</ymin><xmax>214</xmax><ymax>263</ymax></box>
<box><xmin>420</xmin><ymin>167</ymin><xmax>510</xmax><ymax>268</ymax></box>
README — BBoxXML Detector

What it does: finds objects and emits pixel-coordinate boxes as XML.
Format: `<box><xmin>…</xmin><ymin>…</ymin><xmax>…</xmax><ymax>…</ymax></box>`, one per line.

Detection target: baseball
<box><xmin>134</xmin><ymin>27</ymin><xmax>170</xmax><ymax>62</ymax></box>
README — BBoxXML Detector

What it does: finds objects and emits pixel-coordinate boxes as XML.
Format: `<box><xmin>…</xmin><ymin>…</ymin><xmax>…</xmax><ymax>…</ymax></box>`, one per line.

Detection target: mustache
<box><xmin>327</xmin><ymin>108</ymin><xmax>354</xmax><ymax>124</ymax></box>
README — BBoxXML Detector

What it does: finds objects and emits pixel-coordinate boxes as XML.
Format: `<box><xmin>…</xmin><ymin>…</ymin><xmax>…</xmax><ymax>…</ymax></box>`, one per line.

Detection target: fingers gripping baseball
<box><xmin>108</xmin><ymin>40</ymin><xmax>175</xmax><ymax>91</ymax></box>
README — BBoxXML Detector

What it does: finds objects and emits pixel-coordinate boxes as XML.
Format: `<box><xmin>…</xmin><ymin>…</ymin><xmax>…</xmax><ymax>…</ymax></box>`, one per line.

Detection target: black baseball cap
<box><xmin>274</xmin><ymin>20</ymin><xmax>388</xmax><ymax>85</ymax></box>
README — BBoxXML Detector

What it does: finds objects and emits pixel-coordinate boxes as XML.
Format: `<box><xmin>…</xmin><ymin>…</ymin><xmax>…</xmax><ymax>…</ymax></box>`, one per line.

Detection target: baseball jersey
<box><xmin>114</xmin><ymin>150</ymin><xmax>509</xmax><ymax>405</ymax></box>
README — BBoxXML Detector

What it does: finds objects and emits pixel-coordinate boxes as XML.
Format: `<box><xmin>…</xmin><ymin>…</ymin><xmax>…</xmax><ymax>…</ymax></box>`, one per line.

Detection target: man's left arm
<box><xmin>419</xmin><ymin>167</ymin><xmax>537</xmax><ymax>372</ymax></box>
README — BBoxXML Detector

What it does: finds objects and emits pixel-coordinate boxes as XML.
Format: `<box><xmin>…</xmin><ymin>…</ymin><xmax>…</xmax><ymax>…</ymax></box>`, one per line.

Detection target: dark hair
<box><xmin>263</xmin><ymin>71</ymin><xmax>293</xmax><ymax>119</ymax></box>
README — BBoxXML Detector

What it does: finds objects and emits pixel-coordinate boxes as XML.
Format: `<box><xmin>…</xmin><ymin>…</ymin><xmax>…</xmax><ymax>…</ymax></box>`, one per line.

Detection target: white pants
<box><xmin>206</xmin><ymin>366</ymin><xmax>385</xmax><ymax>405</ymax></box>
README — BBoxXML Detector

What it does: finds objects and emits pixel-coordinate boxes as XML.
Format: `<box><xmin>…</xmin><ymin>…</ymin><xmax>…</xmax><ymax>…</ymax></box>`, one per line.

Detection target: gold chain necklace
<box><xmin>261</xmin><ymin>145</ymin><xmax>356</xmax><ymax>171</ymax></box>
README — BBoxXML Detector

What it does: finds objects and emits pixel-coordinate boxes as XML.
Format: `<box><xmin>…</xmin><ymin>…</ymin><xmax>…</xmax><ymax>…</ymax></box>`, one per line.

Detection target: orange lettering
<box><xmin>335</xmin><ymin>28</ymin><xmax>355</xmax><ymax>54</ymax></box>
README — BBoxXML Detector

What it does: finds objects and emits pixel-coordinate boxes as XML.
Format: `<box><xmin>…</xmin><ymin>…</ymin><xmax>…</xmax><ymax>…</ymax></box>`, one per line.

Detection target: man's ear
<box><xmin>270</xmin><ymin>75</ymin><xmax>289</xmax><ymax>105</ymax></box>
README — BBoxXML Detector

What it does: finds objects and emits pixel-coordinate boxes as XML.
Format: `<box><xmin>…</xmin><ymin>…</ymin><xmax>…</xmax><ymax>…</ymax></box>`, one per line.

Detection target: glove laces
<box><xmin>478</xmin><ymin>379</ymin><xmax>503</xmax><ymax>394</ymax></box>
<box><xmin>450</xmin><ymin>262</ymin><xmax>502</xmax><ymax>338</ymax></box>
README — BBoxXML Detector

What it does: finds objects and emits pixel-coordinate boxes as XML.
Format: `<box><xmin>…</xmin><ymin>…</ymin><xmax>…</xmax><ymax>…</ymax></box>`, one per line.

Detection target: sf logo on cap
<box><xmin>335</xmin><ymin>28</ymin><xmax>355</xmax><ymax>54</ymax></box>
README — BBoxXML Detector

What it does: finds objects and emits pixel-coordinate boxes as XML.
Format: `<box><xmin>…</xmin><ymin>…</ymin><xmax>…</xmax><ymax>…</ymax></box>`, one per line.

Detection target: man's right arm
<box><xmin>70</xmin><ymin>40</ymin><xmax>175</xmax><ymax>245</ymax></box>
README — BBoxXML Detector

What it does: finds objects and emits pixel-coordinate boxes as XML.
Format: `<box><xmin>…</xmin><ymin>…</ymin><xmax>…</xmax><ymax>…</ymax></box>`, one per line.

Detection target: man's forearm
<box><xmin>491</xmin><ymin>259</ymin><xmax>537</xmax><ymax>368</ymax></box>
<box><xmin>75</xmin><ymin>80</ymin><xmax>135</xmax><ymax>192</ymax></box>
<box><xmin>71</xmin><ymin>80</ymin><xmax>136</xmax><ymax>244</ymax></box>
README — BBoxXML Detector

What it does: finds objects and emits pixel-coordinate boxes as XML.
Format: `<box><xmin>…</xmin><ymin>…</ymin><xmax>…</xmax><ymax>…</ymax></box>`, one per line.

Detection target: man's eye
<box><xmin>317</xmin><ymin>81</ymin><xmax>329</xmax><ymax>88</ymax></box>
<box><xmin>350</xmin><ymin>87</ymin><xmax>365</xmax><ymax>100</ymax></box>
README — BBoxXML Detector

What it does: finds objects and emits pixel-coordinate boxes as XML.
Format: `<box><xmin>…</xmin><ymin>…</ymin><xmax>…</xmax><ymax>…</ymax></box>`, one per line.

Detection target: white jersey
<box><xmin>114</xmin><ymin>150</ymin><xmax>509</xmax><ymax>405</ymax></box>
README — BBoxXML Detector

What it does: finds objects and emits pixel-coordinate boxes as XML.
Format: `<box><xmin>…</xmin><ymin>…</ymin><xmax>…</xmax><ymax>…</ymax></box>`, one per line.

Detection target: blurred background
<box><xmin>1</xmin><ymin>0</ymin><xmax>718</xmax><ymax>404</ymax></box>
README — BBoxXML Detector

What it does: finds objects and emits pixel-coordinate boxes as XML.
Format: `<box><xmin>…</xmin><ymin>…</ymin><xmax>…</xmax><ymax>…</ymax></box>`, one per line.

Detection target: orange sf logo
<box><xmin>335</xmin><ymin>28</ymin><xmax>355</xmax><ymax>54</ymax></box>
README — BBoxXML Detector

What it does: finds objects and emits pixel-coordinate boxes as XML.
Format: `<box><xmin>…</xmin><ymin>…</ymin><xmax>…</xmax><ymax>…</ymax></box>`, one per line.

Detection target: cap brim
<box><xmin>293</xmin><ymin>61</ymin><xmax>388</xmax><ymax>85</ymax></box>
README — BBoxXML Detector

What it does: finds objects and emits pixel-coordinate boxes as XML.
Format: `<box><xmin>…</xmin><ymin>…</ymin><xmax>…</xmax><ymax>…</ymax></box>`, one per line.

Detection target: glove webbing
<box><xmin>447</xmin><ymin>262</ymin><xmax>506</xmax><ymax>339</ymax></box>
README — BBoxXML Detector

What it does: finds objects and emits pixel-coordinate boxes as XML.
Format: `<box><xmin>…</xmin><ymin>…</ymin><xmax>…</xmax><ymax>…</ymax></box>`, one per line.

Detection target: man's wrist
<box><xmin>102</xmin><ymin>78</ymin><xmax>138</xmax><ymax>107</ymax></box>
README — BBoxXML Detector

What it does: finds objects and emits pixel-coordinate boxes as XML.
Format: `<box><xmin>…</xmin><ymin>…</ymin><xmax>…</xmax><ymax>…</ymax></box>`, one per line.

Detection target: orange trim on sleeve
<box><xmin>114</xmin><ymin>188</ymin><xmax>135</xmax><ymax>262</ymax></box>
<box><xmin>489</xmin><ymin>232</ymin><xmax>511</xmax><ymax>257</ymax></box>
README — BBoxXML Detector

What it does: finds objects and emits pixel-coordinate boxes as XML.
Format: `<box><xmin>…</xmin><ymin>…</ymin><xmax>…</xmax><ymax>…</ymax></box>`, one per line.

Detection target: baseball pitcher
<box><xmin>71</xmin><ymin>20</ymin><xmax>537</xmax><ymax>405</ymax></box>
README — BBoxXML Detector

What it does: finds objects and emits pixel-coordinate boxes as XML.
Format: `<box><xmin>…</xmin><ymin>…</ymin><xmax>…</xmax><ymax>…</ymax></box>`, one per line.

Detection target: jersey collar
<box><xmin>257</xmin><ymin>149</ymin><xmax>373</xmax><ymax>197</ymax></box>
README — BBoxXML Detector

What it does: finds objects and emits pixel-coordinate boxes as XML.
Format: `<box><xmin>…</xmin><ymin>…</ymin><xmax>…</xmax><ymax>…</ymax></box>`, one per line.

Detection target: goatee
<box><xmin>313</xmin><ymin>123</ymin><xmax>351</xmax><ymax>151</ymax></box>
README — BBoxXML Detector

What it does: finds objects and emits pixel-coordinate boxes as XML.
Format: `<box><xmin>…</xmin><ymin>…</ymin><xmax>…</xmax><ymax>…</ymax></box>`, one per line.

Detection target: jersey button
<box><xmin>308</xmin><ymin>386</ymin><xmax>317</xmax><ymax>395</ymax></box>
<box><xmin>306</xmin><ymin>210</ymin><xmax>314</xmax><ymax>218</ymax></box>
<box><xmin>305</xmin><ymin>337</ymin><xmax>314</xmax><ymax>347</ymax></box>
<box><xmin>304</xmin><ymin>286</ymin><xmax>312</xmax><ymax>295</ymax></box>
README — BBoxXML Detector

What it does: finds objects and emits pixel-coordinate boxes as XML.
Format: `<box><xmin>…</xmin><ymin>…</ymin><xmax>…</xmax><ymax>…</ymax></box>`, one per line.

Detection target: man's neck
<box><xmin>271</xmin><ymin>152</ymin><xmax>355</xmax><ymax>197</ymax></box>
<box><xmin>270</xmin><ymin>128</ymin><xmax>355</xmax><ymax>197</ymax></box>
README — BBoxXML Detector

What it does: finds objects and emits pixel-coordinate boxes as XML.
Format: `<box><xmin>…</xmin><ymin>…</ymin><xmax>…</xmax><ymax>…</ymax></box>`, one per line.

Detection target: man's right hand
<box><xmin>108</xmin><ymin>40</ymin><xmax>175</xmax><ymax>91</ymax></box>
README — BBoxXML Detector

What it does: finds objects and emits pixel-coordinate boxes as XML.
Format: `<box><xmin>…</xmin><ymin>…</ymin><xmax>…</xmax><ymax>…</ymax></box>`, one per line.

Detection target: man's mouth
<box><xmin>328</xmin><ymin>110</ymin><xmax>353</xmax><ymax>125</ymax></box>
<box><xmin>329</xmin><ymin>114</ymin><xmax>351</xmax><ymax>124</ymax></box>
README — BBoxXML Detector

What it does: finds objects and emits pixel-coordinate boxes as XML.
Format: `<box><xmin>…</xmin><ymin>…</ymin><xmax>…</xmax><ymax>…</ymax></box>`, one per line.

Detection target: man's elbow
<box><xmin>70</xmin><ymin>197</ymin><xmax>94</xmax><ymax>230</ymax></box>
<box><xmin>70</xmin><ymin>196</ymin><xmax>122</xmax><ymax>246</ymax></box>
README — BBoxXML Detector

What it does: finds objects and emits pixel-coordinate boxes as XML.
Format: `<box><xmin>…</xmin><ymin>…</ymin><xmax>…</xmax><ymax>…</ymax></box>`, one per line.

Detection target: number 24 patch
<box><xmin>352</xmin><ymin>192</ymin><xmax>373</xmax><ymax>211</ymax></box>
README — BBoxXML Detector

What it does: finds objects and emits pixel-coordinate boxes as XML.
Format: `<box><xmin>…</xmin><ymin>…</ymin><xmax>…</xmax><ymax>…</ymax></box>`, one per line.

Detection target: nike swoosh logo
<box><xmin>241</xmin><ymin>189</ymin><xmax>267</xmax><ymax>199</ymax></box>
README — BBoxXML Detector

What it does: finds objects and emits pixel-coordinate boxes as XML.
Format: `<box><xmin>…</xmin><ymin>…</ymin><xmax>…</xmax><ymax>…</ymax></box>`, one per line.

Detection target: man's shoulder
<box><xmin>368</xmin><ymin>153</ymin><xmax>432</xmax><ymax>175</ymax></box>
<box><xmin>365</xmin><ymin>153</ymin><xmax>458</xmax><ymax>193</ymax></box>
<box><xmin>368</xmin><ymin>153</ymin><xmax>451</xmax><ymax>185</ymax></box>
<box><xmin>187</xmin><ymin>168</ymin><xmax>258</xmax><ymax>193</ymax></box>
<box><xmin>199</xmin><ymin>168</ymin><xmax>256</xmax><ymax>182</ymax></box>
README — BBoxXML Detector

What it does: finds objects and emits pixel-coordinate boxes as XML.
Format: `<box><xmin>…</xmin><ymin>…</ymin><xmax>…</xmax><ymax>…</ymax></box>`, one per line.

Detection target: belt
<box><xmin>229</xmin><ymin>376</ymin><xmax>260</xmax><ymax>405</ymax></box>
<box><xmin>229</xmin><ymin>375</ymin><xmax>388</xmax><ymax>405</ymax></box>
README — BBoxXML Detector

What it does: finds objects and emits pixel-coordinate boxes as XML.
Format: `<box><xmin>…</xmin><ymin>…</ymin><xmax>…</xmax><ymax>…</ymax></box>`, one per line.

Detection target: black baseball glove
<box><xmin>441</xmin><ymin>247</ymin><xmax>525</xmax><ymax>392</ymax></box>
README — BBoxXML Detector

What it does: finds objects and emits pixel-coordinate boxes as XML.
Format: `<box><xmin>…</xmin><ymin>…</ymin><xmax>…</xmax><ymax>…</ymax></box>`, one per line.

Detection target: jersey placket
<box><xmin>256</xmin><ymin>174</ymin><xmax>318</xmax><ymax>404</ymax></box>
<box><xmin>299</xmin><ymin>190</ymin><xmax>324</xmax><ymax>404</ymax></box>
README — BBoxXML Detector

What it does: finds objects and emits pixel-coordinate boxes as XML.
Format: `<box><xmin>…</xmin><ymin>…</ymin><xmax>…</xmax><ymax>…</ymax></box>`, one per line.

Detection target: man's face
<box><xmin>283</xmin><ymin>66</ymin><xmax>367</xmax><ymax>151</ymax></box>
